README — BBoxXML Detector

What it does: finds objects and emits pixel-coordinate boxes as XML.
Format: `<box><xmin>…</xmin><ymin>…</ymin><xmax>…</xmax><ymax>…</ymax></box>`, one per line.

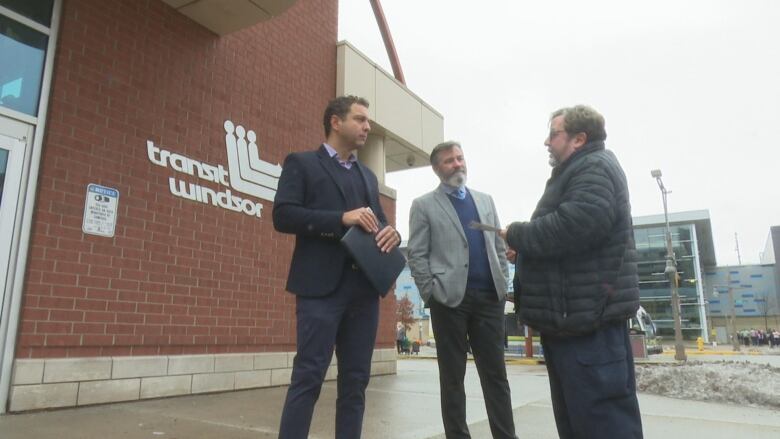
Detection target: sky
<box><xmin>337</xmin><ymin>0</ymin><xmax>780</xmax><ymax>266</ymax></box>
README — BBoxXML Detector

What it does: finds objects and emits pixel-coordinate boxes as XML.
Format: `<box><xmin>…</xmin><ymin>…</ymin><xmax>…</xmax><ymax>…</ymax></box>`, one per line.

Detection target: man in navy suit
<box><xmin>273</xmin><ymin>95</ymin><xmax>401</xmax><ymax>439</ymax></box>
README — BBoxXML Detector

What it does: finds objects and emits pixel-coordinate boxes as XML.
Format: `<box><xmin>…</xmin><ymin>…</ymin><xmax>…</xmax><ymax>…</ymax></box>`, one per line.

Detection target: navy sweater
<box><xmin>448</xmin><ymin>190</ymin><xmax>495</xmax><ymax>292</ymax></box>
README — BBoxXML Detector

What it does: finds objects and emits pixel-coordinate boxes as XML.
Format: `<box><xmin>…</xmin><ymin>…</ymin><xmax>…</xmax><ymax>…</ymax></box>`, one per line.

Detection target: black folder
<box><xmin>340</xmin><ymin>226</ymin><xmax>406</xmax><ymax>295</ymax></box>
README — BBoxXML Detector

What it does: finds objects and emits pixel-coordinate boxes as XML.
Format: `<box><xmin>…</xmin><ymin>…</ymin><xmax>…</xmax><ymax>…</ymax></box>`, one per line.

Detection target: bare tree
<box><xmin>755</xmin><ymin>292</ymin><xmax>774</xmax><ymax>332</ymax></box>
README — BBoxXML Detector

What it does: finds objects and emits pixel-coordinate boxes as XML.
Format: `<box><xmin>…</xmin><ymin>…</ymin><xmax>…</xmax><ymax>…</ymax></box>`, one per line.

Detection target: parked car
<box><xmin>628</xmin><ymin>306</ymin><xmax>663</xmax><ymax>354</ymax></box>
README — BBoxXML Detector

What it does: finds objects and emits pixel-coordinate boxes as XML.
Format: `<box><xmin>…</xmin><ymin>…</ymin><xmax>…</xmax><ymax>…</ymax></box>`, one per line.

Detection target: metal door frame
<box><xmin>0</xmin><ymin>0</ymin><xmax>62</xmax><ymax>414</ymax></box>
<box><xmin>0</xmin><ymin>118</ymin><xmax>30</xmax><ymax>407</ymax></box>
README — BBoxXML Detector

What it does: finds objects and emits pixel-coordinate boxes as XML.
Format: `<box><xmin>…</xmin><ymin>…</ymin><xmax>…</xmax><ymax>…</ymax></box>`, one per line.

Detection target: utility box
<box><xmin>629</xmin><ymin>334</ymin><xmax>648</xmax><ymax>359</ymax></box>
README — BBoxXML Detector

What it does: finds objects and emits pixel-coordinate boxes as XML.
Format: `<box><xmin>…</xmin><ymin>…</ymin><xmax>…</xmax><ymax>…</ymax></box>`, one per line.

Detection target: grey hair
<box><xmin>551</xmin><ymin>105</ymin><xmax>607</xmax><ymax>142</ymax></box>
<box><xmin>429</xmin><ymin>140</ymin><xmax>463</xmax><ymax>166</ymax></box>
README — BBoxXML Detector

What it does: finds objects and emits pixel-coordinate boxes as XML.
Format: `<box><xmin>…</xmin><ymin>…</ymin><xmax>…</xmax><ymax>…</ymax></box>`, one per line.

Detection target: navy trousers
<box><xmin>278</xmin><ymin>265</ymin><xmax>379</xmax><ymax>439</ymax></box>
<box><xmin>541</xmin><ymin>321</ymin><xmax>643</xmax><ymax>439</ymax></box>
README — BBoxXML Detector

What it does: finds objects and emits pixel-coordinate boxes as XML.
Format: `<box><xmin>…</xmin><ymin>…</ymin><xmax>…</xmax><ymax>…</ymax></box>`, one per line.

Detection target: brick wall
<box><xmin>18</xmin><ymin>0</ymin><xmax>396</xmax><ymax>359</ymax></box>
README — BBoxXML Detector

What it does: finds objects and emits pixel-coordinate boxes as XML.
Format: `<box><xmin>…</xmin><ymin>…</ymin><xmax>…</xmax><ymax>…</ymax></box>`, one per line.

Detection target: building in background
<box><xmin>703</xmin><ymin>225</ymin><xmax>780</xmax><ymax>342</ymax></box>
<box><xmin>759</xmin><ymin>225</ymin><xmax>780</xmax><ymax>313</ymax></box>
<box><xmin>0</xmin><ymin>0</ymin><xmax>442</xmax><ymax>412</ymax></box>
<box><xmin>704</xmin><ymin>264</ymin><xmax>778</xmax><ymax>343</ymax></box>
<box><xmin>633</xmin><ymin>210</ymin><xmax>716</xmax><ymax>341</ymax></box>
<box><xmin>396</xmin><ymin>212</ymin><xmax>779</xmax><ymax>344</ymax></box>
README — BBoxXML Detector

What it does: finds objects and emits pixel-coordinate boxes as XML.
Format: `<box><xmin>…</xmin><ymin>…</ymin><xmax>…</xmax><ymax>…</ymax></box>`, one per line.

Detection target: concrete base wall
<box><xmin>9</xmin><ymin>349</ymin><xmax>396</xmax><ymax>412</ymax></box>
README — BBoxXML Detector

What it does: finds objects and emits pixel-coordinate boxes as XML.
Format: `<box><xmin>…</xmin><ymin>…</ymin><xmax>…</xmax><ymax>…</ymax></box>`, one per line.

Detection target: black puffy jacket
<box><xmin>506</xmin><ymin>141</ymin><xmax>639</xmax><ymax>336</ymax></box>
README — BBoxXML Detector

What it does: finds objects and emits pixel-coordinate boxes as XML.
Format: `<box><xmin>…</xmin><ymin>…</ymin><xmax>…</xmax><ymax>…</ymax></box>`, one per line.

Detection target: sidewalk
<box><xmin>1</xmin><ymin>357</ymin><xmax>779</xmax><ymax>438</ymax></box>
<box><xmin>651</xmin><ymin>343</ymin><xmax>780</xmax><ymax>367</ymax></box>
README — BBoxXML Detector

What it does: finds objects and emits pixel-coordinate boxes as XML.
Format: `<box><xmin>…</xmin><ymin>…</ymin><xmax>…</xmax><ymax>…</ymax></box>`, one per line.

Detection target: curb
<box><xmin>660</xmin><ymin>350</ymin><xmax>762</xmax><ymax>356</ymax></box>
<box><xmin>506</xmin><ymin>358</ymin><xmax>545</xmax><ymax>366</ymax></box>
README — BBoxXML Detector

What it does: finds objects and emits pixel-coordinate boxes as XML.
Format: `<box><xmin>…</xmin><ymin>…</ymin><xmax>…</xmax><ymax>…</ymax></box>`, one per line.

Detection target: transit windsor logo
<box><xmin>146</xmin><ymin>120</ymin><xmax>282</xmax><ymax>218</ymax></box>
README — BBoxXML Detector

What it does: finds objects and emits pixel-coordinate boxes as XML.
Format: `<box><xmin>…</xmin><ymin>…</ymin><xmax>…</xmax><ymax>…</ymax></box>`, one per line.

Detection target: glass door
<box><xmin>0</xmin><ymin>116</ymin><xmax>26</xmax><ymax>387</ymax></box>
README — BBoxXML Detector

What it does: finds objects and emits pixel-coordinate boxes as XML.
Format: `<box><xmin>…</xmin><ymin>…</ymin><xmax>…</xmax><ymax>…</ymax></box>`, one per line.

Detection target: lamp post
<box><xmin>651</xmin><ymin>169</ymin><xmax>687</xmax><ymax>361</ymax></box>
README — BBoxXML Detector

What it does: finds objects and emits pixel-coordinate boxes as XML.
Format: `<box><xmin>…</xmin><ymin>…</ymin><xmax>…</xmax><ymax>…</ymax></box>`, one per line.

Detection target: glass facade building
<box><xmin>633</xmin><ymin>210</ymin><xmax>716</xmax><ymax>340</ymax></box>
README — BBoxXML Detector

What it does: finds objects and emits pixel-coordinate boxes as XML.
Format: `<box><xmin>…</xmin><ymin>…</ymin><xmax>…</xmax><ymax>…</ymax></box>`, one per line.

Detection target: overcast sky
<box><xmin>337</xmin><ymin>0</ymin><xmax>780</xmax><ymax>266</ymax></box>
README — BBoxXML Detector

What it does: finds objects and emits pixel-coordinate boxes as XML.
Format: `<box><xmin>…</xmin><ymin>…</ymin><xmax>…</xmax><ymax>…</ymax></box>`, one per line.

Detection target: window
<box><xmin>0</xmin><ymin>13</ymin><xmax>47</xmax><ymax>116</ymax></box>
<box><xmin>0</xmin><ymin>0</ymin><xmax>54</xmax><ymax>26</ymax></box>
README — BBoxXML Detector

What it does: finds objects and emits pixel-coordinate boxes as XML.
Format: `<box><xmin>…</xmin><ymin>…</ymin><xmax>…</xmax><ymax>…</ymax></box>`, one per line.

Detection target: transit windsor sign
<box><xmin>146</xmin><ymin>120</ymin><xmax>282</xmax><ymax>218</ymax></box>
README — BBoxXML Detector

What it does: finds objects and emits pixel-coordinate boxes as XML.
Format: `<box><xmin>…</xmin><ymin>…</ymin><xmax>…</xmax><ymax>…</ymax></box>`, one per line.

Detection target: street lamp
<box><xmin>650</xmin><ymin>169</ymin><xmax>687</xmax><ymax>361</ymax></box>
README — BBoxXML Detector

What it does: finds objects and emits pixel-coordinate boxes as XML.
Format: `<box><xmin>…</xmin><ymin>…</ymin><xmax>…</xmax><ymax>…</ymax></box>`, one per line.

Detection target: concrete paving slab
<box><xmin>1</xmin><ymin>358</ymin><xmax>778</xmax><ymax>438</ymax></box>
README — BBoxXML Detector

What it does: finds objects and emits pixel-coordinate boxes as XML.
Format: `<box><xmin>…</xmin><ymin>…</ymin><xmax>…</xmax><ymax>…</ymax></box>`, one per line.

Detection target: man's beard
<box><xmin>548</xmin><ymin>153</ymin><xmax>560</xmax><ymax>168</ymax></box>
<box><xmin>445</xmin><ymin>170</ymin><xmax>467</xmax><ymax>188</ymax></box>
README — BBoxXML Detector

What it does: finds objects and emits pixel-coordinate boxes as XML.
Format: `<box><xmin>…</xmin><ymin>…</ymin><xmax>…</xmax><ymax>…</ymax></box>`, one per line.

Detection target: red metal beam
<box><xmin>368</xmin><ymin>0</ymin><xmax>406</xmax><ymax>84</ymax></box>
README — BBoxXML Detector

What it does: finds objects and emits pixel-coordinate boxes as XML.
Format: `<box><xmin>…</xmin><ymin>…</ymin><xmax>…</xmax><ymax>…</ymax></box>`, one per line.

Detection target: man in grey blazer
<box><xmin>407</xmin><ymin>141</ymin><xmax>517</xmax><ymax>439</ymax></box>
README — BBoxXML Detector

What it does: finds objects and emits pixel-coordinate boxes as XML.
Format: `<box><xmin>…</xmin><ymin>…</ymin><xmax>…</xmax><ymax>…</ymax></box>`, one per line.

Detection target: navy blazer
<box><xmin>273</xmin><ymin>145</ymin><xmax>389</xmax><ymax>297</ymax></box>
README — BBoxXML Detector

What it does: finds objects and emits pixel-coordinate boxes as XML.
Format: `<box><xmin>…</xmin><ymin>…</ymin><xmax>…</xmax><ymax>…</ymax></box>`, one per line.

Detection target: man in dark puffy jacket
<box><xmin>499</xmin><ymin>105</ymin><xmax>643</xmax><ymax>438</ymax></box>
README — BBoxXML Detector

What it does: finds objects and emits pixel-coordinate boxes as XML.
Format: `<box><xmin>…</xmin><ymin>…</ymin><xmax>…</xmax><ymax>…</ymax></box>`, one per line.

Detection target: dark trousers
<box><xmin>278</xmin><ymin>266</ymin><xmax>379</xmax><ymax>439</ymax></box>
<box><xmin>541</xmin><ymin>322</ymin><xmax>643</xmax><ymax>439</ymax></box>
<box><xmin>430</xmin><ymin>289</ymin><xmax>517</xmax><ymax>439</ymax></box>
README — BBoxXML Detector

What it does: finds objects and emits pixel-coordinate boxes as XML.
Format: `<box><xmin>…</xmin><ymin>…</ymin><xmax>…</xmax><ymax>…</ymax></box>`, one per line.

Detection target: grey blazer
<box><xmin>407</xmin><ymin>186</ymin><xmax>509</xmax><ymax>308</ymax></box>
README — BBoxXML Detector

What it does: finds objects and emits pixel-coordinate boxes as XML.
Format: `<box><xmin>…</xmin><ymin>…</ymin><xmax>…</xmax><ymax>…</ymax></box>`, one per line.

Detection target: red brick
<box><xmin>75</xmin><ymin>299</ymin><xmax>108</xmax><ymax>311</ymax></box>
<box><xmin>110</xmin><ymin>278</ymin><xmax>139</xmax><ymax>290</ymax></box>
<box><xmin>145</xmin><ymin>314</ymin><xmax>171</xmax><ymax>325</ymax></box>
<box><xmin>18</xmin><ymin>0</ymin><xmax>379</xmax><ymax>360</ymax></box>
<box><xmin>170</xmin><ymin>335</ymin><xmax>194</xmax><ymax>345</ymax></box>
<box><xmin>37</xmin><ymin>322</ymin><xmax>73</xmax><ymax>334</ymax></box>
<box><xmin>42</xmin><ymin>272</ymin><xmax>78</xmax><ymax>285</ymax></box>
<box><xmin>117</xmin><ymin>291</ymin><xmax>145</xmax><ymax>302</ymax></box>
<box><xmin>51</xmin><ymin>286</ymin><xmax>87</xmax><ymax>298</ymax></box>
<box><xmin>49</xmin><ymin>310</ymin><xmax>84</xmax><ymax>322</ymax></box>
<box><xmin>45</xmin><ymin>335</ymin><xmax>81</xmax><ymax>346</ymax></box>
<box><xmin>82</xmin><ymin>335</ymin><xmax>115</xmax><ymax>346</ymax></box>
<box><xmin>116</xmin><ymin>313</ymin><xmax>144</xmax><ymax>324</ymax></box>
<box><xmin>142</xmin><ymin>335</ymin><xmax>170</xmax><ymax>345</ymax></box>
<box><xmin>116</xmin><ymin>335</ymin><xmax>144</xmax><ymax>345</ymax></box>
<box><xmin>89</xmin><ymin>266</ymin><xmax>121</xmax><ymax>278</ymax></box>
<box><xmin>78</xmin><ymin>276</ymin><xmax>111</xmax><ymax>289</ymax></box>
<box><xmin>73</xmin><ymin>323</ymin><xmax>106</xmax><ymax>334</ymax></box>
<box><xmin>171</xmin><ymin>315</ymin><xmax>195</xmax><ymax>325</ymax></box>
<box><xmin>38</xmin><ymin>297</ymin><xmax>76</xmax><ymax>310</ymax></box>
<box><xmin>18</xmin><ymin>335</ymin><xmax>46</xmax><ymax>347</ymax></box>
<box><xmin>107</xmin><ymin>301</ymin><xmax>137</xmax><ymax>312</ymax></box>
<box><xmin>84</xmin><ymin>312</ymin><xmax>115</xmax><ymax>323</ymax></box>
